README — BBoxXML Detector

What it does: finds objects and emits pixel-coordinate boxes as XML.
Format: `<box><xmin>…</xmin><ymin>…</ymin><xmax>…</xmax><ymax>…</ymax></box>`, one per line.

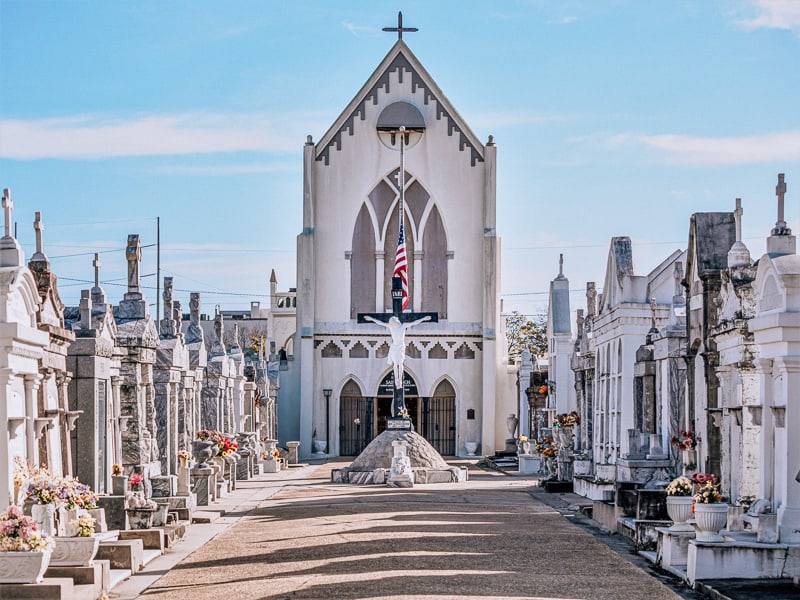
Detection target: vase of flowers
<box><xmin>665</xmin><ymin>476</ymin><xmax>695</xmax><ymax>532</ymax></box>
<box><xmin>0</xmin><ymin>505</ymin><xmax>54</xmax><ymax>583</ymax></box>
<box><xmin>50</xmin><ymin>513</ymin><xmax>99</xmax><ymax>567</ymax></box>
<box><xmin>692</xmin><ymin>476</ymin><xmax>727</xmax><ymax>542</ymax></box>
<box><xmin>517</xmin><ymin>435</ymin><xmax>531</xmax><ymax>455</ymax></box>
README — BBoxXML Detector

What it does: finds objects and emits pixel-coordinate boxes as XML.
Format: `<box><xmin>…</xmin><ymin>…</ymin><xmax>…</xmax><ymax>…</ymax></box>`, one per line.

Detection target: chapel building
<box><xmin>278</xmin><ymin>32</ymin><xmax>514</xmax><ymax>459</ymax></box>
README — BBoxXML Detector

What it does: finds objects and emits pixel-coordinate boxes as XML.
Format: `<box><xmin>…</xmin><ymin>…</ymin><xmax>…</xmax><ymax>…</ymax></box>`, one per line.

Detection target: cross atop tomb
<box><xmin>383</xmin><ymin>11</ymin><xmax>417</xmax><ymax>40</ymax></box>
<box><xmin>93</xmin><ymin>253</ymin><xmax>101</xmax><ymax>288</ymax></box>
<box><xmin>2</xmin><ymin>189</ymin><xmax>13</xmax><ymax>239</ymax></box>
<box><xmin>557</xmin><ymin>253</ymin><xmax>565</xmax><ymax>279</ymax></box>
<box><xmin>773</xmin><ymin>173</ymin><xmax>791</xmax><ymax>235</ymax></box>
<box><xmin>33</xmin><ymin>212</ymin><xmax>44</xmax><ymax>255</ymax></box>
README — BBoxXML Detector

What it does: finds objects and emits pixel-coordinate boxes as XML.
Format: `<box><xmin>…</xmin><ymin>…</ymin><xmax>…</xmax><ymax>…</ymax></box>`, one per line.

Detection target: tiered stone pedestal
<box><xmin>656</xmin><ymin>527</ymin><xmax>694</xmax><ymax>569</ymax></box>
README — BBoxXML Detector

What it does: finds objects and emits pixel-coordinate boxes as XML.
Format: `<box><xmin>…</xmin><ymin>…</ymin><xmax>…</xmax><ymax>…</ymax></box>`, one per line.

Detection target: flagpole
<box><xmin>399</xmin><ymin>126</ymin><xmax>405</xmax><ymax>236</ymax></box>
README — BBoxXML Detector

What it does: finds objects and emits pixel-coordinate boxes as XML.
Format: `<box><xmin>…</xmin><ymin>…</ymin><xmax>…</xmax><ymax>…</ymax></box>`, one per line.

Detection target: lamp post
<box><xmin>323</xmin><ymin>388</ymin><xmax>332</xmax><ymax>454</ymax></box>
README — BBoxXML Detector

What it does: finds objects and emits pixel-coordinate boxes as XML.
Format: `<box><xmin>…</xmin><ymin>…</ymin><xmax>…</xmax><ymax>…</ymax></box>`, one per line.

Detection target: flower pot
<box><xmin>112</xmin><ymin>474</ymin><xmax>129</xmax><ymax>496</ymax></box>
<box><xmin>126</xmin><ymin>508</ymin><xmax>156</xmax><ymax>530</ymax></box>
<box><xmin>313</xmin><ymin>440</ymin><xmax>327</xmax><ymax>454</ymax></box>
<box><xmin>666</xmin><ymin>496</ymin><xmax>695</xmax><ymax>532</ymax></box>
<box><xmin>192</xmin><ymin>439</ymin><xmax>215</xmax><ymax>469</ymax></box>
<box><xmin>50</xmin><ymin>535</ymin><xmax>100</xmax><ymax>567</ymax></box>
<box><xmin>464</xmin><ymin>442</ymin><xmax>478</xmax><ymax>456</ymax></box>
<box><xmin>0</xmin><ymin>550</ymin><xmax>52</xmax><ymax>583</ymax></box>
<box><xmin>30</xmin><ymin>503</ymin><xmax>57</xmax><ymax>538</ymax></box>
<box><xmin>693</xmin><ymin>503</ymin><xmax>729</xmax><ymax>542</ymax></box>
<box><xmin>506</xmin><ymin>414</ymin><xmax>519</xmax><ymax>438</ymax></box>
<box><xmin>519</xmin><ymin>441</ymin><xmax>531</xmax><ymax>455</ymax></box>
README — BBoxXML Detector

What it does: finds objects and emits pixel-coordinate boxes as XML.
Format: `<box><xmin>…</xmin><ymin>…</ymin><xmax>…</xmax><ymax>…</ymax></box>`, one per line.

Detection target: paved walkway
<box><xmin>123</xmin><ymin>462</ymin><xmax>687</xmax><ymax>600</ymax></box>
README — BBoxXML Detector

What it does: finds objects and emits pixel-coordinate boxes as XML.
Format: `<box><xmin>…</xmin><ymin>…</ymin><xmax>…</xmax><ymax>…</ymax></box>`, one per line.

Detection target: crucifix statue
<box><xmin>359</xmin><ymin>277</ymin><xmax>437</xmax><ymax>423</ymax></box>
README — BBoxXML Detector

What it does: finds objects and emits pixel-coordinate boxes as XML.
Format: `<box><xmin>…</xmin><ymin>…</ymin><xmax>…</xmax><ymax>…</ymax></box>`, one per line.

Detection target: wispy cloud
<box><xmin>736</xmin><ymin>0</ymin><xmax>800</xmax><ymax>33</ymax></box>
<box><xmin>590</xmin><ymin>129</ymin><xmax>800</xmax><ymax>165</ymax></box>
<box><xmin>342</xmin><ymin>21</ymin><xmax>379</xmax><ymax>37</ymax></box>
<box><xmin>0</xmin><ymin>112</ymin><xmax>322</xmax><ymax>160</ymax></box>
<box><xmin>550</xmin><ymin>16</ymin><xmax>578</xmax><ymax>25</ymax></box>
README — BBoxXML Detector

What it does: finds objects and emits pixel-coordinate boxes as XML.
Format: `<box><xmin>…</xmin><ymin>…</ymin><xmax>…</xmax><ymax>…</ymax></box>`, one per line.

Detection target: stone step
<box><xmin>192</xmin><ymin>510</ymin><xmax>222</xmax><ymax>524</ymax></box>
<box><xmin>163</xmin><ymin>522</ymin><xmax>187</xmax><ymax>548</ymax></box>
<box><xmin>108</xmin><ymin>568</ymin><xmax>132</xmax><ymax>589</ymax></box>
<box><xmin>45</xmin><ymin>560</ymin><xmax>110</xmax><ymax>598</ymax></box>
<box><xmin>0</xmin><ymin>577</ymin><xmax>86</xmax><ymax>600</ymax></box>
<box><xmin>96</xmin><ymin>538</ymin><xmax>144</xmax><ymax>572</ymax></box>
<box><xmin>142</xmin><ymin>549</ymin><xmax>161</xmax><ymax>567</ymax></box>
<box><xmin>119</xmin><ymin>528</ymin><xmax>165</xmax><ymax>552</ymax></box>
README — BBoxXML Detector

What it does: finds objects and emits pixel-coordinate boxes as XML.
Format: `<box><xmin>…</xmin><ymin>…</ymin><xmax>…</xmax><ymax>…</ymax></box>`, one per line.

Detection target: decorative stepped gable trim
<box><xmin>316</xmin><ymin>42</ymin><xmax>484</xmax><ymax>167</ymax></box>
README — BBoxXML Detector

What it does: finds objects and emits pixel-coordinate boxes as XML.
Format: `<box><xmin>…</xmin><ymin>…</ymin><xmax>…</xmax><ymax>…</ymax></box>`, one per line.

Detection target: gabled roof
<box><xmin>315</xmin><ymin>40</ymin><xmax>484</xmax><ymax>167</ymax></box>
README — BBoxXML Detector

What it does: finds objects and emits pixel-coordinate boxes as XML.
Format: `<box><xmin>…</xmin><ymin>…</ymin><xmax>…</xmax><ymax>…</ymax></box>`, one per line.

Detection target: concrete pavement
<box><xmin>120</xmin><ymin>461</ymin><xmax>691</xmax><ymax>600</ymax></box>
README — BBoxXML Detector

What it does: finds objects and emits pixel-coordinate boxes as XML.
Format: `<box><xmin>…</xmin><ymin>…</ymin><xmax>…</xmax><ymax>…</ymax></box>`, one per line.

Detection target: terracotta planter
<box><xmin>693</xmin><ymin>503</ymin><xmax>728</xmax><ymax>542</ymax></box>
<box><xmin>50</xmin><ymin>535</ymin><xmax>100</xmax><ymax>567</ymax></box>
<box><xmin>0</xmin><ymin>550</ymin><xmax>52</xmax><ymax>583</ymax></box>
<box><xmin>666</xmin><ymin>496</ymin><xmax>695</xmax><ymax>532</ymax></box>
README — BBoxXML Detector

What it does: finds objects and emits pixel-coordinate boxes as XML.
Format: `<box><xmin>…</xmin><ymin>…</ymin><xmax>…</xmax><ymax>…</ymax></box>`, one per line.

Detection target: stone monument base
<box><xmin>331</xmin><ymin>429</ymin><xmax>467</xmax><ymax>485</ymax></box>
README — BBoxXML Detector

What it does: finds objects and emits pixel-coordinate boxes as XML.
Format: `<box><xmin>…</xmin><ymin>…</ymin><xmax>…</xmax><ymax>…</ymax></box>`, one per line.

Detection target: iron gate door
<box><xmin>427</xmin><ymin>395</ymin><xmax>456</xmax><ymax>456</ymax></box>
<box><xmin>340</xmin><ymin>396</ymin><xmax>371</xmax><ymax>456</ymax></box>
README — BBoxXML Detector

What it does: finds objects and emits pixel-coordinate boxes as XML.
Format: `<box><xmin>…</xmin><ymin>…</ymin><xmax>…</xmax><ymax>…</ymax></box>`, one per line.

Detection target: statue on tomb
<box><xmin>126</xmin><ymin>234</ymin><xmax>142</xmax><ymax>293</ymax></box>
<box><xmin>190</xmin><ymin>293</ymin><xmax>200</xmax><ymax>325</ymax></box>
<box><xmin>213</xmin><ymin>307</ymin><xmax>224</xmax><ymax>344</ymax></box>
<box><xmin>363</xmin><ymin>314</ymin><xmax>431</xmax><ymax>388</ymax></box>
<box><xmin>163</xmin><ymin>277</ymin><xmax>174</xmax><ymax>316</ymax></box>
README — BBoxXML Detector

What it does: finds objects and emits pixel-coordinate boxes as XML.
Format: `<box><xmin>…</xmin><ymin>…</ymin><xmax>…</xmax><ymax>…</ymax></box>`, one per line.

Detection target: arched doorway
<box><xmin>339</xmin><ymin>379</ymin><xmax>371</xmax><ymax>456</ymax></box>
<box><xmin>376</xmin><ymin>371</ymin><xmax>419</xmax><ymax>433</ymax></box>
<box><xmin>426</xmin><ymin>379</ymin><xmax>456</xmax><ymax>456</ymax></box>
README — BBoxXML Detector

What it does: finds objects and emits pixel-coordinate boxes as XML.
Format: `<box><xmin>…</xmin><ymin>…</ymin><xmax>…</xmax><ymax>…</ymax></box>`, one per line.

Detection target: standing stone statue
<box><xmin>363</xmin><ymin>314</ymin><xmax>430</xmax><ymax>388</ymax></box>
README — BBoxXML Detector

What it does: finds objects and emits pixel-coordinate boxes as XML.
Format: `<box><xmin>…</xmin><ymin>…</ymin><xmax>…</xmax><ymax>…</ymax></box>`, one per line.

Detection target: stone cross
<box><xmin>558</xmin><ymin>253</ymin><xmax>564</xmax><ymax>278</ymax></box>
<box><xmin>772</xmin><ymin>173</ymin><xmax>791</xmax><ymax>235</ymax></box>
<box><xmin>125</xmin><ymin>234</ymin><xmax>142</xmax><ymax>293</ymax></box>
<box><xmin>33</xmin><ymin>212</ymin><xmax>44</xmax><ymax>254</ymax></box>
<box><xmin>777</xmin><ymin>173</ymin><xmax>787</xmax><ymax>226</ymax></box>
<box><xmin>2</xmin><ymin>188</ymin><xmax>13</xmax><ymax>238</ymax></box>
<box><xmin>734</xmin><ymin>198</ymin><xmax>743</xmax><ymax>242</ymax></box>
<box><xmin>93</xmin><ymin>253</ymin><xmax>101</xmax><ymax>289</ymax></box>
<box><xmin>382</xmin><ymin>11</ymin><xmax>418</xmax><ymax>40</ymax></box>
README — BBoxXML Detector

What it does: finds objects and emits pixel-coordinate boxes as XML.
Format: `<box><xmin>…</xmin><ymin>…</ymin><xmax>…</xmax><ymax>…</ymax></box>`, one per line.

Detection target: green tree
<box><xmin>505</xmin><ymin>311</ymin><xmax>547</xmax><ymax>358</ymax></box>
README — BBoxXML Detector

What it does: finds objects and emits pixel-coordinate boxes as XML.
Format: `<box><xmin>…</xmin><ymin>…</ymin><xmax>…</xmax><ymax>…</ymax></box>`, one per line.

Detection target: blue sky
<box><xmin>1</xmin><ymin>0</ymin><xmax>798</xmax><ymax>320</ymax></box>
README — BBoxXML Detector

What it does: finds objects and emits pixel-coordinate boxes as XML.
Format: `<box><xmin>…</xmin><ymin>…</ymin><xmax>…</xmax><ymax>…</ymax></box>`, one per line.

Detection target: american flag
<box><xmin>394</xmin><ymin>221</ymin><xmax>409</xmax><ymax>310</ymax></box>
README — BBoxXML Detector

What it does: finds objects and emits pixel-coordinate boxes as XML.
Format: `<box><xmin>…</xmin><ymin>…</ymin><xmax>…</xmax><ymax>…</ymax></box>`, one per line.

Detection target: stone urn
<box><xmin>313</xmin><ymin>440</ymin><xmax>327</xmax><ymax>455</ymax></box>
<box><xmin>50</xmin><ymin>535</ymin><xmax>100</xmax><ymax>567</ymax></box>
<box><xmin>506</xmin><ymin>414</ymin><xmax>519</xmax><ymax>438</ymax></box>
<box><xmin>30</xmin><ymin>503</ymin><xmax>57</xmax><ymax>538</ymax></box>
<box><xmin>126</xmin><ymin>507</ymin><xmax>156</xmax><ymax>530</ymax></box>
<box><xmin>0</xmin><ymin>550</ymin><xmax>52</xmax><ymax>583</ymax></box>
<box><xmin>464</xmin><ymin>442</ymin><xmax>478</xmax><ymax>456</ymax></box>
<box><xmin>666</xmin><ymin>496</ymin><xmax>695</xmax><ymax>532</ymax></box>
<box><xmin>192</xmin><ymin>439</ymin><xmax>215</xmax><ymax>469</ymax></box>
<box><xmin>693</xmin><ymin>503</ymin><xmax>728</xmax><ymax>542</ymax></box>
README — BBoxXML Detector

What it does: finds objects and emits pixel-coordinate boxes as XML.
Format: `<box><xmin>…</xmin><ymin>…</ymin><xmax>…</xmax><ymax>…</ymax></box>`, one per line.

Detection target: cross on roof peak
<box><xmin>2</xmin><ymin>188</ymin><xmax>13</xmax><ymax>239</ymax></box>
<box><xmin>33</xmin><ymin>211</ymin><xmax>44</xmax><ymax>255</ymax></box>
<box><xmin>93</xmin><ymin>253</ymin><xmax>101</xmax><ymax>288</ymax></box>
<box><xmin>383</xmin><ymin>11</ymin><xmax>418</xmax><ymax>41</ymax></box>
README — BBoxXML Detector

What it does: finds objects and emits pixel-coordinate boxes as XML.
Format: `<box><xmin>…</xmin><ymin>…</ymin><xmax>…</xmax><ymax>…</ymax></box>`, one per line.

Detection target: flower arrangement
<box><xmin>538</xmin><ymin>384</ymin><xmax>548</xmax><ymax>395</ymax></box>
<box><xmin>517</xmin><ymin>435</ymin><xmax>528</xmax><ymax>443</ymax></box>
<box><xmin>20</xmin><ymin>463</ymin><xmax>63</xmax><ymax>505</ymax></box>
<box><xmin>690</xmin><ymin>472</ymin><xmax>717</xmax><ymax>486</ymax></box>
<box><xmin>262</xmin><ymin>448</ymin><xmax>280</xmax><ymax>461</ymax></box>
<box><xmin>112</xmin><ymin>464</ymin><xmax>124</xmax><ymax>476</ymax></box>
<box><xmin>129</xmin><ymin>474</ymin><xmax>144</xmax><ymax>489</ymax></box>
<box><xmin>76</xmin><ymin>513</ymin><xmax>96</xmax><ymax>537</ymax></box>
<box><xmin>534</xmin><ymin>436</ymin><xmax>557</xmax><ymax>458</ymax></box>
<box><xmin>553</xmin><ymin>411</ymin><xmax>580</xmax><ymax>427</ymax></box>
<box><xmin>0</xmin><ymin>505</ymin><xmax>53</xmax><ymax>552</ymax></box>
<box><xmin>665</xmin><ymin>476</ymin><xmax>693</xmax><ymax>496</ymax></box>
<box><xmin>694</xmin><ymin>480</ymin><xmax>724</xmax><ymax>504</ymax></box>
<box><xmin>671</xmin><ymin>429</ymin><xmax>700</xmax><ymax>450</ymax></box>
<box><xmin>63</xmin><ymin>480</ymin><xmax>99</xmax><ymax>510</ymax></box>
<box><xmin>353</xmin><ymin>418</ymin><xmax>361</xmax><ymax>426</ymax></box>
<box><xmin>397</xmin><ymin>407</ymin><xmax>409</xmax><ymax>419</ymax></box>
<box><xmin>197</xmin><ymin>430</ymin><xmax>239</xmax><ymax>457</ymax></box>
<box><xmin>177</xmin><ymin>450</ymin><xmax>191</xmax><ymax>466</ymax></box>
